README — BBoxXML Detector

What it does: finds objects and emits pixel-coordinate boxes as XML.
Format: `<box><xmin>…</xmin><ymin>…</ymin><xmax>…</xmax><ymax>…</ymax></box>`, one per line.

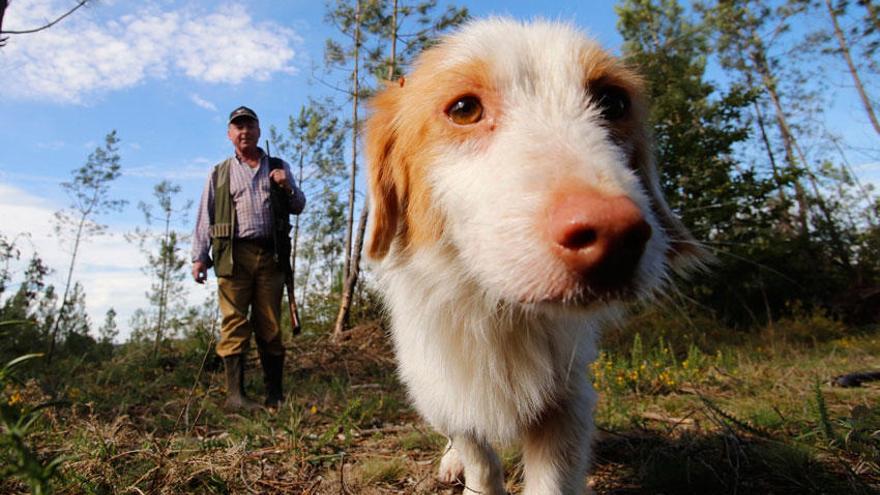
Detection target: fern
<box><xmin>700</xmin><ymin>395</ymin><xmax>775</xmax><ymax>439</ymax></box>
<box><xmin>813</xmin><ymin>380</ymin><xmax>835</xmax><ymax>443</ymax></box>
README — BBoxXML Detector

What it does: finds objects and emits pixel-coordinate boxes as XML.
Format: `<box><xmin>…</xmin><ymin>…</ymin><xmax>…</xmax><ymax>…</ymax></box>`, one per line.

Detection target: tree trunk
<box><xmin>826</xmin><ymin>0</ymin><xmax>880</xmax><ymax>136</ymax></box>
<box><xmin>749</xmin><ymin>42</ymin><xmax>810</xmax><ymax>235</ymax></box>
<box><xmin>342</xmin><ymin>0</ymin><xmax>362</xmax><ymax>285</ymax></box>
<box><xmin>300</xmin><ymin>248</ymin><xmax>315</xmax><ymax>316</ymax></box>
<box><xmin>789</xmin><ymin>122</ymin><xmax>854</xmax><ymax>270</ymax></box>
<box><xmin>749</xmin><ymin>71</ymin><xmax>789</xmax><ymax>208</ymax></box>
<box><xmin>333</xmin><ymin>201</ymin><xmax>369</xmax><ymax>341</ymax></box>
<box><xmin>387</xmin><ymin>0</ymin><xmax>398</xmax><ymax>80</ymax></box>
<box><xmin>749</xmin><ymin>30</ymin><xmax>853</xmax><ymax>269</ymax></box>
<box><xmin>47</xmin><ymin>205</ymin><xmax>92</xmax><ymax>363</ymax></box>
<box><xmin>333</xmin><ymin>0</ymin><xmax>398</xmax><ymax>342</ymax></box>
<box><xmin>153</xmin><ymin>214</ymin><xmax>172</xmax><ymax>358</ymax></box>
<box><xmin>291</xmin><ymin>144</ymin><xmax>305</xmax><ymax>282</ymax></box>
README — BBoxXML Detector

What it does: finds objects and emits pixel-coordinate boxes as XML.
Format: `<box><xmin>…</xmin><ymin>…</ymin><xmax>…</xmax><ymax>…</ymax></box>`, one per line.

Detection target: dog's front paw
<box><xmin>438</xmin><ymin>441</ymin><xmax>464</xmax><ymax>484</ymax></box>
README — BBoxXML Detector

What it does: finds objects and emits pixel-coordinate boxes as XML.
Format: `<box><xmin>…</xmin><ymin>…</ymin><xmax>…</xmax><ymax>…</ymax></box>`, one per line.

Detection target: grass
<box><xmin>1</xmin><ymin>312</ymin><xmax>879</xmax><ymax>494</ymax></box>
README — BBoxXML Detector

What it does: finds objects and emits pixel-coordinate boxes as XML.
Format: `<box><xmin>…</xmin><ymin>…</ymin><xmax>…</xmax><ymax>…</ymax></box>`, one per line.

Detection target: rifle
<box><xmin>266</xmin><ymin>140</ymin><xmax>302</xmax><ymax>335</ymax></box>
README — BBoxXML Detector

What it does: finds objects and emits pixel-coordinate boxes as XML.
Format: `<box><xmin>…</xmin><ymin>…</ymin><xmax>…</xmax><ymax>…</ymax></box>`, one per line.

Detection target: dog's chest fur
<box><xmin>379</xmin><ymin>248</ymin><xmax>606</xmax><ymax>443</ymax></box>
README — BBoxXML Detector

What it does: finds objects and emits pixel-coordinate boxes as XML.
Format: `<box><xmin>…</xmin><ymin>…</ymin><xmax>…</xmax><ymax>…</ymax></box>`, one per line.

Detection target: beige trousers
<box><xmin>216</xmin><ymin>240</ymin><xmax>285</xmax><ymax>358</ymax></box>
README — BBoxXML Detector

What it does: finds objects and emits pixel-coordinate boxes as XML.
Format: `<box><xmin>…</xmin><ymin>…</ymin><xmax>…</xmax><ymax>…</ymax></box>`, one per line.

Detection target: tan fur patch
<box><xmin>366</xmin><ymin>49</ymin><xmax>499</xmax><ymax>258</ymax></box>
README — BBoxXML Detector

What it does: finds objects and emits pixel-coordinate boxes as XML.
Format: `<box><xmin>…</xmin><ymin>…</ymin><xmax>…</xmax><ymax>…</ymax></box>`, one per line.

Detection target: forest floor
<box><xmin>3</xmin><ymin>313</ymin><xmax>880</xmax><ymax>494</ymax></box>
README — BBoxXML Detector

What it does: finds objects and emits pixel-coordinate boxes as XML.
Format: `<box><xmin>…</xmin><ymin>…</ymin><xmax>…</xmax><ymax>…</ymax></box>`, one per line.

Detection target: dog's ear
<box><xmin>365</xmin><ymin>85</ymin><xmax>401</xmax><ymax>260</ymax></box>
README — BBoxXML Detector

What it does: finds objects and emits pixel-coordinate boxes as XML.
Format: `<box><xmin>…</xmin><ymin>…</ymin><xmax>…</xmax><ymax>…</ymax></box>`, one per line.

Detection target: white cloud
<box><xmin>190</xmin><ymin>93</ymin><xmax>218</xmax><ymax>112</ymax></box>
<box><xmin>0</xmin><ymin>183</ymin><xmax>211</xmax><ymax>340</ymax></box>
<box><xmin>2</xmin><ymin>1</ymin><xmax>301</xmax><ymax>103</ymax></box>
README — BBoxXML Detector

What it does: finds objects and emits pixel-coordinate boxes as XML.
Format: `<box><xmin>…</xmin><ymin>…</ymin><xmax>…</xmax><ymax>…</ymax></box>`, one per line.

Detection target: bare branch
<box><xmin>1</xmin><ymin>0</ymin><xmax>88</xmax><ymax>36</ymax></box>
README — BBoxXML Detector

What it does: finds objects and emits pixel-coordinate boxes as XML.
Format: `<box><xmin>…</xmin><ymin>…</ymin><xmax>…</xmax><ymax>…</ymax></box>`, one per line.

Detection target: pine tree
<box><xmin>617</xmin><ymin>0</ymin><xmax>758</xmax><ymax>236</ymax></box>
<box><xmin>98</xmin><ymin>308</ymin><xmax>118</xmax><ymax>345</ymax></box>
<box><xmin>0</xmin><ymin>247</ymin><xmax>50</xmax><ymax>362</ymax></box>
<box><xmin>96</xmin><ymin>307</ymin><xmax>118</xmax><ymax>358</ymax></box>
<box><xmin>127</xmin><ymin>180</ymin><xmax>191</xmax><ymax>357</ymax></box>
<box><xmin>327</xmin><ymin>0</ymin><xmax>469</xmax><ymax>340</ymax></box>
<box><xmin>48</xmin><ymin>131</ymin><xmax>126</xmax><ymax>362</ymax></box>
<box><xmin>270</xmin><ymin>98</ymin><xmax>347</xmax><ymax>331</ymax></box>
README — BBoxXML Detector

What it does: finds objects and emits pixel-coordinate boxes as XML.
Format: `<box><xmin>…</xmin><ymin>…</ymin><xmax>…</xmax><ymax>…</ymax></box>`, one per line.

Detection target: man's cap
<box><xmin>228</xmin><ymin>106</ymin><xmax>259</xmax><ymax>124</ymax></box>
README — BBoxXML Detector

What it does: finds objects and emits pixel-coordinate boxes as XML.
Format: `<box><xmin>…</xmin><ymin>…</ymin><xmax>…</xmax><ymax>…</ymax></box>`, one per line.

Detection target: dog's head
<box><xmin>366</xmin><ymin>18</ymin><xmax>704</xmax><ymax>308</ymax></box>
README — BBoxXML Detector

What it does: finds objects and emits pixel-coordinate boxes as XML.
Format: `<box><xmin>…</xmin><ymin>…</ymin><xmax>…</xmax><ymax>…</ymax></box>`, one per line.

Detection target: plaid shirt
<box><xmin>191</xmin><ymin>151</ymin><xmax>306</xmax><ymax>264</ymax></box>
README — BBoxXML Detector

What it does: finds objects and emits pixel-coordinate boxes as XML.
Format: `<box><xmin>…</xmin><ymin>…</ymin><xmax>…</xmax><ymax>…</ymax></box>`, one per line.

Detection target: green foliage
<box><xmin>618</xmin><ymin>0</ymin><xmax>879</xmax><ymax>326</ymax></box>
<box><xmin>0</xmin><ymin>243</ymin><xmax>53</xmax><ymax>365</ymax></box>
<box><xmin>324</xmin><ymin>0</ymin><xmax>468</xmax><ymax>85</ymax></box>
<box><xmin>0</xmin><ymin>352</ymin><xmax>65</xmax><ymax>494</ymax></box>
<box><xmin>594</xmin><ymin>308</ymin><xmax>880</xmax><ymax>492</ymax></box>
<box><xmin>836</xmin><ymin>404</ymin><xmax>880</xmax><ymax>463</ymax></box>
<box><xmin>54</xmin><ymin>130</ymin><xmax>126</xmax><ymax>240</ymax></box>
<box><xmin>618</xmin><ymin>0</ymin><xmax>760</xmax><ymax>234</ymax></box>
<box><xmin>813</xmin><ymin>379</ymin><xmax>836</xmax><ymax>443</ymax></box>
<box><xmin>592</xmin><ymin>332</ymin><xmax>724</xmax><ymax>394</ymax></box>
<box><xmin>126</xmin><ymin>180</ymin><xmax>192</xmax><ymax>354</ymax></box>
<box><xmin>363</xmin><ymin>0</ymin><xmax>469</xmax><ymax>81</ymax></box>
<box><xmin>0</xmin><ymin>232</ymin><xmax>21</xmax><ymax>300</ymax></box>
<box><xmin>271</xmin><ymin>98</ymin><xmax>350</xmax><ymax>328</ymax></box>
<box><xmin>766</xmin><ymin>304</ymin><xmax>850</xmax><ymax>344</ymax></box>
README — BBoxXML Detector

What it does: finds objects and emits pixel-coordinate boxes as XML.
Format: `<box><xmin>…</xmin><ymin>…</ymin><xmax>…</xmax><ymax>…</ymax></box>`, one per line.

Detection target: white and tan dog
<box><xmin>364</xmin><ymin>18</ymin><xmax>701</xmax><ymax>495</ymax></box>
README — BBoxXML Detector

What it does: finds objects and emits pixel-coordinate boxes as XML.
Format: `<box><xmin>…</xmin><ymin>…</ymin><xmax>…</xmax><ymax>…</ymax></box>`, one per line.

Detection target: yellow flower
<box><xmin>8</xmin><ymin>391</ymin><xmax>22</xmax><ymax>406</ymax></box>
<box><xmin>310</xmin><ymin>405</ymin><xmax>318</xmax><ymax>415</ymax></box>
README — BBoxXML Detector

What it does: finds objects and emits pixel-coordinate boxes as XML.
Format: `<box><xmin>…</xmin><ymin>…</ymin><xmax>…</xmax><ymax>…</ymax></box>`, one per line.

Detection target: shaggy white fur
<box><xmin>364</xmin><ymin>18</ymin><xmax>700</xmax><ymax>495</ymax></box>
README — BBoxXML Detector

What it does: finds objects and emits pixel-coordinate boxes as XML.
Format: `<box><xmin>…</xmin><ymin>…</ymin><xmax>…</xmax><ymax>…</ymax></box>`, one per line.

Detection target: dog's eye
<box><xmin>591</xmin><ymin>86</ymin><xmax>630</xmax><ymax>121</ymax></box>
<box><xmin>446</xmin><ymin>96</ymin><xmax>483</xmax><ymax>125</ymax></box>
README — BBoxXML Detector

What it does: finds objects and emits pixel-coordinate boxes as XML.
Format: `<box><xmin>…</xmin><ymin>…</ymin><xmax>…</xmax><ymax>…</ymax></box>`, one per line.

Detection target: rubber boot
<box><xmin>222</xmin><ymin>354</ymin><xmax>262</xmax><ymax>412</ymax></box>
<box><xmin>260</xmin><ymin>352</ymin><xmax>285</xmax><ymax>408</ymax></box>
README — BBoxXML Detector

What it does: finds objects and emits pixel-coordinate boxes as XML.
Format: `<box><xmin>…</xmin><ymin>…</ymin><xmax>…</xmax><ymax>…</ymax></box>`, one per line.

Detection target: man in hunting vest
<box><xmin>191</xmin><ymin>106</ymin><xmax>306</xmax><ymax>411</ymax></box>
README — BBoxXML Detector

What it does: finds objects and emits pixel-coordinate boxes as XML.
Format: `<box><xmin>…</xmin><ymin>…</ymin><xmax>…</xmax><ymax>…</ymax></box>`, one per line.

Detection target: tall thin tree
<box><xmin>127</xmin><ymin>180</ymin><xmax>191</xmax><ymax>357</ymax></box>
<box><xmin>822</xmin><ymin>0</ymin><xmax>880</xmax><ymax>135</ymax></box>
<box><xmin>48</xmin><ymin>131</ymin><xmax>125</xmax><ymax>363</ymax></box>
<box><xmin>332</xmin><ymin>0</ymin><xmax>469</xmax><ymax>340</ymax></box>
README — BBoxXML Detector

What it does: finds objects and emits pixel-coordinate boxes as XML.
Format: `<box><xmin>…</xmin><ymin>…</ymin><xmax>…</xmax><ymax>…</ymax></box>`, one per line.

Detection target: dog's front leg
<box><xmin>521</xmin><ymin>392</ymin><xmax>595</xmax><ymax>495</ymax></box>
<box><xmin>441</xmin><ymin>434</ymin><xmax>507</xmax><ymax>495</ymax></box>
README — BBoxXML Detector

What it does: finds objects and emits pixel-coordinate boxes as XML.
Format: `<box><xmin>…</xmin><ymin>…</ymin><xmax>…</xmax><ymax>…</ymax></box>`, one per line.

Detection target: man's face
<box><xmin>228</xmin><ymin>118</ymin><xmax>260</xmax><ymax>153</ymax></box>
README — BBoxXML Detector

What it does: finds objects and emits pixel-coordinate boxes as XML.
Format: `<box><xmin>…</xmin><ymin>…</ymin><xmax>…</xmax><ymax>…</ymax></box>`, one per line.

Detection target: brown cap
<box><xmin>228</xmin><ymin>106</ymin><xmax>258</xmax><ymax>124</ymax></box>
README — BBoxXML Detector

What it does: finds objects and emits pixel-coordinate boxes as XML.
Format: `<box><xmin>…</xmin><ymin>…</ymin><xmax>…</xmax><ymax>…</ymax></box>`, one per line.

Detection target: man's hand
<box><xmin>192</xmin><ymin>261</ymin><xmax>208</xmax><ymax>284</ymax></box>
<box><xmin>269</xmin><ymin>169</ymin><xmax>292</xmax><ymax>192</ymax></box>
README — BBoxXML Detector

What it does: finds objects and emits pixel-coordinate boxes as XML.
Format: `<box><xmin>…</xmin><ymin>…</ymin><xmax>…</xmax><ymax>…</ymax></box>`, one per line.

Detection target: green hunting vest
<box><xmin>209</xmin><ymin>157</ymin><xmax>293</xmax><ymax>278</ymax></box>
<box><xmin>210</xmin><ymin>158</ymin><xmax>236</xmax><ymax>277</ymax></box>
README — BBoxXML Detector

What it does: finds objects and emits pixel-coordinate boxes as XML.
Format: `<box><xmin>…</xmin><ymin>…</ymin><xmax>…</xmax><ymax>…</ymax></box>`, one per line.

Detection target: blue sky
<box><xmin>0</xmin><ymin>0</ymin><xmax>877</xmax><ymax>338</ymax></box>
